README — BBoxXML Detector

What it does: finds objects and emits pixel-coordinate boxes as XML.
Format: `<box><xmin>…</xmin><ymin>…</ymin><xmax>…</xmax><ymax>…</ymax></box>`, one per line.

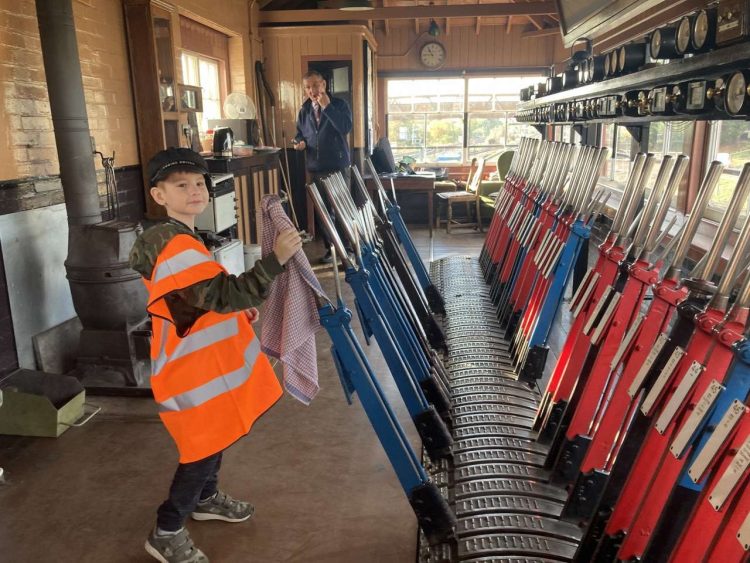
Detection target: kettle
<box><xmin>212</xmin><ymin>127</ymin><xmax>234</xmax><ymax>157</ymax></box>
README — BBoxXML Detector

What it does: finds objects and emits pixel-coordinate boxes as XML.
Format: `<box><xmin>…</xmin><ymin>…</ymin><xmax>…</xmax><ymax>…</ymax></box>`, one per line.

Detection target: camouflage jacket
<box><xmin>129</xmin><ymin>218</ymin><xmax>284</xmax><ymax>335</ymax></box>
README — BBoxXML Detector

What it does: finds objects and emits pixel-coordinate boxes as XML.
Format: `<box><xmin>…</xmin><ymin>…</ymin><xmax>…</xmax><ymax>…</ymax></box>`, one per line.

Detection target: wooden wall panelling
<box><xmin>259</xmin><ymin>26</ymin><xmax>378</xmax><ymax>151</ymax></box>
<box><xmin>374</xmin><ymin>24</ymin><xmax>558</xmax><ymax>72</ymax></box>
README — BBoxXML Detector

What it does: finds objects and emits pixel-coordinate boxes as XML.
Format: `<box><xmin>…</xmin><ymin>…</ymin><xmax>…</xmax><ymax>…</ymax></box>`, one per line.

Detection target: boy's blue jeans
<box><xmin>156</xmin><ymin>451</ymin><xmax>223</xmax><ymax>531</ymax></box>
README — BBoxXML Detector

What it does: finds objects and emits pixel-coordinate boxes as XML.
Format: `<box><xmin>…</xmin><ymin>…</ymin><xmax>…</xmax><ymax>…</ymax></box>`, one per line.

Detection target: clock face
<box><xmin>420</xmin><ymin>42</ymin><xmax>446</xmax><ymax>69</ymax></box>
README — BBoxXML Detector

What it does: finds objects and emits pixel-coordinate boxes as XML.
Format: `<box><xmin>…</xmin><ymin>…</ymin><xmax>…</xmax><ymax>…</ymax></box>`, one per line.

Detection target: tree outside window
<box><xmin>386</xmin><ymin>75</ymin><xmax>542</xmax><ymax>165</ymax></box>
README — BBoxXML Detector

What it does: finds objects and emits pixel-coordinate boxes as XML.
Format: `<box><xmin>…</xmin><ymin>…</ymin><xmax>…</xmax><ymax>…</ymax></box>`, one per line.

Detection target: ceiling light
<box><xmin>428</xmin><ymin>19</ymin><xmax>440</xmax><ymax>36</ymax></box>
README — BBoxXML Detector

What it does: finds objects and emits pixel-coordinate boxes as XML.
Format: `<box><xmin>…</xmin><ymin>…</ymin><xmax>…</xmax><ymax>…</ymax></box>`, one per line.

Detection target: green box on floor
<box><xmin>0</xmin><ymin>369</ymin><xmax>85</xmax><ymax>437</ymax></box>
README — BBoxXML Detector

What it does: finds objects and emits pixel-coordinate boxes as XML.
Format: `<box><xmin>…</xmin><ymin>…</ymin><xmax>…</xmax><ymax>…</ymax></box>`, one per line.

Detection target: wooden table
<box><xmin>364</xmin><ymin>172</ymin><xmax>453</xmax><ymax>237</ymax></box>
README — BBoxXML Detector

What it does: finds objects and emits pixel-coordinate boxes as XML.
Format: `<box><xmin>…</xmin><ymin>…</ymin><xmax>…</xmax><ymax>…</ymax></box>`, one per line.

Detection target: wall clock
<box><xmin>419</xmin><ymin>41</ymin><xmax>446</xmax><ymax>69</ymax></box>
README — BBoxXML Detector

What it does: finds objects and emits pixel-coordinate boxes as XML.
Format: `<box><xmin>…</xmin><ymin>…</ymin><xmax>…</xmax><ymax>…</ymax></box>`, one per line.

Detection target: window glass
<box><xmin>386</xmin><ymin>75</ymin><xmax>543</xmax><ymax>164</ymax></box>
<box><xmin>707</xmin><ymin>120</ymin><xmax>750</xmax><ymax>211</ymax></box>
<box><xmin>180</xmin><ymin>52</ymin><xmax>222</xmax><ymax>136</ymax></box>
<box><xmin>613</xmin><ymin>125</ymin><xmax>634</xmax><ymax>185</ymax></box>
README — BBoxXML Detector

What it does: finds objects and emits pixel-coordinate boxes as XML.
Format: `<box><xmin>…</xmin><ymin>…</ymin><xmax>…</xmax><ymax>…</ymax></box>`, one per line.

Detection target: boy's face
<box><xmin>150</xmin><ymin>170</ymin><xmax>209</xmax><ymax>225</ymax></box>
<box><xmin>303</xmin><ymin>76</ymin><xmax>326</xmax><ymax>102</ymax></box>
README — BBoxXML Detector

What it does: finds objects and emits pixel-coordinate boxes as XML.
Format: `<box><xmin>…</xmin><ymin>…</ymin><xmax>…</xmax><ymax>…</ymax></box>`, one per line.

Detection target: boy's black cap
<box><xmin>147</xmin><ymin>147</ymin><xmax>212</xmax><ymax>186</ymax></box>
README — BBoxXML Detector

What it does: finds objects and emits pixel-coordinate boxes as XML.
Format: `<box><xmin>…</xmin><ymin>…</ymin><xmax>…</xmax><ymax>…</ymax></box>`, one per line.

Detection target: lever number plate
<box><xmin>654</xmin><ymin>360</ymin><xmax>704</xmax><ymax>434</ymax></box>
<box><xmin>583</xmin><ymin>285</ymin><xmax>614</xmax><ymax>335</ymax></box>
<box><xmin>688</xmin><ymin>400</ymin><xmax>747</xmax><ymax>483</ymax></box>
<box><xmin>611</xmin><ymin>314</ymin><xmax>645</xmax><ymax>370</ymax></box>
<box><xmin>670</xmin><ymin>379</ymin><xmax>724</xmax><ymax>458</ymax></box>
<box><xmin>709</xmin><ymin>434</ymin><xmax>750</xmax><ymax>510</ymax></box>
<box><xmin>638</xmin><ymin>342</ymin><xmax>683</xmax><ymax>410</ymax></box>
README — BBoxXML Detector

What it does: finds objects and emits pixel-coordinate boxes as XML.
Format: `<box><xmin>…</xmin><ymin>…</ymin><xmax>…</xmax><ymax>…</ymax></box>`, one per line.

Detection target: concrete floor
<box><xmin>0</xmin><ymin>226</ymin><xmax>488</xmax><ymax>563</ymax></box>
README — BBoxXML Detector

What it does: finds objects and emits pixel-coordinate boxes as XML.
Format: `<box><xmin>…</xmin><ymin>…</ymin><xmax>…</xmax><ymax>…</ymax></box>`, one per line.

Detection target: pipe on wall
<box><xmin>35</xmin><ymin>0</ymin><xmax>102</xmax><ymax>227</ymax></box>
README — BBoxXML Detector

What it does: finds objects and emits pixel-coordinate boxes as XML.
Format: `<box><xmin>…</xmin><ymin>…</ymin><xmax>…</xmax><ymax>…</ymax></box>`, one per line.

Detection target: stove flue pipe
<box><xmin>36</xmin><ymin>0</ymin><xmax>102</xmax><ymax>227</ymax></box>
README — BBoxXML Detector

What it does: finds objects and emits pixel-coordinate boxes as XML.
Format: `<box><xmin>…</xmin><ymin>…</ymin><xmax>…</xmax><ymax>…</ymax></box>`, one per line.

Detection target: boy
<box><xmin>129</xmin><ymin>147</ymin><xmax>302</xmax><ymax>563</ymax></box>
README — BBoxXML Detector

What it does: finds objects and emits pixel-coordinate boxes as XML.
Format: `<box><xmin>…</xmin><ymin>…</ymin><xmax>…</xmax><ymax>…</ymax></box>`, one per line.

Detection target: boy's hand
<box><xmin>273</xmin><ymin>229</ymin><xmax>303</xmax><ymax>265</ymax></box>
<box><xmin>244</xmin><ymin>308</ymin><xmax>260</xmax><ymax>324</ymax></box>
<box><xmin>293</xmin><ymin>139</ymin><xmax>306</xmax><ymax>151</ymax></box>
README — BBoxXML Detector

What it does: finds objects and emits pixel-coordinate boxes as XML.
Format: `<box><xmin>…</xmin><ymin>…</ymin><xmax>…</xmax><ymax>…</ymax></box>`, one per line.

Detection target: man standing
<box><xmin>293</xmin><ymin>70</ymin><xmax>353</xmax><ymax>263</ymax></box>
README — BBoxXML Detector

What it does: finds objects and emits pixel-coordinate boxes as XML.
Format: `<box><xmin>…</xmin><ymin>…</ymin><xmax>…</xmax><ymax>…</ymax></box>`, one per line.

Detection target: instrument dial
<box><xmin>650</xmin><ymin>30</ymin><xmax>662</xmax><ymax>58</ymax></box>
<box><xmin>726</xmin><ymin>71</ymin><xmax>750</xmax><ymax>116</ymax></box>
<box><xmin>691</xmin><ymin>9</ymin><xmax>717</xmax><ymax>52</ymax></box>
<box><xmin>676</xmin><ymin>16</ymin><xmax>691</xmax><ymax>53</ymax></box>
<box><xmin>618</xmin><ymin>46</ymin><xmax>626</xmax><ymax>73</ymax></box>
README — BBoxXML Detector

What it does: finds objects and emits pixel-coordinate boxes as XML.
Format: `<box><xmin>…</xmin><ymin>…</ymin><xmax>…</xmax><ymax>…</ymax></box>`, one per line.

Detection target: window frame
<box><xmin>180</xmin><ymin>50</ymin><xmax>226</xmax><ymax>138</ymax></box>
<box><xmin>385</xmin><ymin>74</ymin><xmax>544</xmax><ymax>166</ymax></box>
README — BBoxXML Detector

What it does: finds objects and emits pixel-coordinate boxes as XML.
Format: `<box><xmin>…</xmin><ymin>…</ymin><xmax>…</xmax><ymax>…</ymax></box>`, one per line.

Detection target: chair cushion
<box><xmin>436</xmin><ymin>191</ymin><xmax>476</xmax><ymax>201</ymax></box>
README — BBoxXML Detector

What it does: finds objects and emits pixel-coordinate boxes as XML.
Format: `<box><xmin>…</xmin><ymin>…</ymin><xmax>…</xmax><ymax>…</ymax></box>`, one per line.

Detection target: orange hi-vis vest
<box><xmin>144</xmin><ymin>233</ymin><xmax>282</xmax><ymax>463</ymax></box>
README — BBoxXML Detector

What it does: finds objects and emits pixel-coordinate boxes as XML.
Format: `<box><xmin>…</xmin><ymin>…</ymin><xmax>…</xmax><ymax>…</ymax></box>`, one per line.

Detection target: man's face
<box><xmin>303</xmin><ymin>77</ymin><xmax>326</xmax><ymax>102</ymax></box>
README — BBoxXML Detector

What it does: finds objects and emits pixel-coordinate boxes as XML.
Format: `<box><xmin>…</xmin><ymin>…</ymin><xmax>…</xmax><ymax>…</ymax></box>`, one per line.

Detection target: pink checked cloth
<box><xmin>260</xmin><ymin>194</ymin><xmax>327</xmax><ymax>404</ymax></box>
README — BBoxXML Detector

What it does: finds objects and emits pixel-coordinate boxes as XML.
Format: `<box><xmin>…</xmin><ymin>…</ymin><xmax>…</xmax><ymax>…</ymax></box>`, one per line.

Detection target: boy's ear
<box><xmin>150</xmin><ymin>185</ymin><xmax>166</xmax><ymax>205</ymax></box>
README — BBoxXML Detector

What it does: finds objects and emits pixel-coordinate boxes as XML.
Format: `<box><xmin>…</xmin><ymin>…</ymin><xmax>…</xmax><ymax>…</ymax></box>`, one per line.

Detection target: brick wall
<box><xmin>0</xmin><ymin>0</ymin><xmax>139</xmax><ymax>183</ymax></box>
<box><xmin>0</xmin><ymin>0</ymin><xmax>144</xmax><ymax>219</ymax></box>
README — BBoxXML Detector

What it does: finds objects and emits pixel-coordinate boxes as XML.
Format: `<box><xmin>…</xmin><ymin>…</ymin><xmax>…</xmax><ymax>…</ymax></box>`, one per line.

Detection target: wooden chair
<box><xmin>435</xmin><ymin>157</ymin><xmax>486</xmax><ymax>233</ymax></box>
<box><xmin>434</xmin><ymin>158</ymin><xmax>479</xmax><ymax>229</ymax></box>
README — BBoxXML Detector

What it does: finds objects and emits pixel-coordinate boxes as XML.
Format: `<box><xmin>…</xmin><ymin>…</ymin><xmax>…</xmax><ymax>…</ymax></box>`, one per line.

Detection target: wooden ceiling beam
<box><xmin>521</xmin><ymin>26</ymin><xmax>560</xmax><ymax>38</ymax></box>
<box><xmin>259</xmin><ymin>1</ymin><xmax>556</xmax><ymax>23</ymax></box>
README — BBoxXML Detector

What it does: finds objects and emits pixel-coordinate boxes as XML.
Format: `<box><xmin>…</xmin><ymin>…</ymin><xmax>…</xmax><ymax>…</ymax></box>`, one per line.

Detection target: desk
<box><xmin>364</xmin><ymin>173</ymin><xmax>453</xmax><ymax>237</ymax></box>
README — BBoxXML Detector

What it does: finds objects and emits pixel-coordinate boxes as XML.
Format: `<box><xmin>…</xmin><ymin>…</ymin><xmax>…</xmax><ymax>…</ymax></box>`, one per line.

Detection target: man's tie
<box><xmin>313</xmin><ymin>102</ymin><xmax>321</xmax><ymax>125</ymax></box>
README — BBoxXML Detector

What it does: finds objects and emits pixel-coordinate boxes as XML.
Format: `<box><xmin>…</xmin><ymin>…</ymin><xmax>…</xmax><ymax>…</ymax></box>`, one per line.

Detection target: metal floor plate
<box><xmin>450</xmin><ymin>368</ymin><xmax>519</xmax><ymax>379</ymax></box>
<box><xmin>455</xmin><ymin>449</ymin><xmax>547</xmax><ymax>468</ymax></box>
<box><xmin>459</xmin><ymin>557</ymin><xmax>561</xmax><ymax>563</ymax></box>
<box><xmin>451</xmin><ymin>376</ymin><xmax>535</xmax><ymax>393</ymax></box>
<box><xmin>453</xmin><ymin>413</ymin><xmax>535</xmax><ymax>429</ymax></box>
<box><xmin>456</xmin><ymin>495</ymin><xmax>564</xmax><ymax>518</ymax></box>
<box><xmin>455</xmin><ymin>463</ymin><xmax>550</xmax><ymax>482</ymax></box>
<box><xmin>451</xmin><ymin>403</ymin><xmax>536</xmax><ymax>417</ymax></box>
<box><xmin>458</xmin><ymin>534</ymin><xmax>578</xmax><ymax>561</ymax></box>
<box><xmin>454</xmin><ymin>436</ymin><xmax>547</xmax><ymax>454</ymax></box>
<box><xmin>454</xmin><ymin>478</ymin><xmax>568</xmax><ymax>502</ymax></box>
<box><xmin>452</xmin><ymin>394</ymin><xmax>539</xmax><ymax>411</ymax></box>
<box><xmin>452</xmin><ymin>406</ymin><xmax>536</xmax><ymax>423</ymax></box>
<box><xmin>451</xmin><ymin>384</ymin><xmax>536</xmax><ymax>401</ymax></box>
<box><xmin>454</xmin><ymin>424</ymin><xmax>542</xmax><ymax>441</ymax></box>
<box><xmin>458</xmin><ymin>514</ymin><xmax>582</xmax><ymax>541</ymax></box>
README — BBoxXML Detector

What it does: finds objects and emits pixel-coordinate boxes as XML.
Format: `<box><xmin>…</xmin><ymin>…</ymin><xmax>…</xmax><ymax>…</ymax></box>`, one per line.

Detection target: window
<box><xmin>646</xmin><ymin>121</ymin><xmax>694</xmax><ymax>204</ymax></box>
<box><xmin>386</xmin><ymin>75</ymin><xmax>543</xmax><ymax>164</ymax></box>
<box><xmin>181</xmin><ymin>52</ymin><xmax>223</xmax><ymax>135</ymax></box>
<box><xmin>600</xmin><ymin>123</ymin><xmax>636</xmax><ymax>189</ymax></box>
<box><xmin>705</xmin><ymin>120</ymin><xmax>750</xmax><ymax>214</ymax></box>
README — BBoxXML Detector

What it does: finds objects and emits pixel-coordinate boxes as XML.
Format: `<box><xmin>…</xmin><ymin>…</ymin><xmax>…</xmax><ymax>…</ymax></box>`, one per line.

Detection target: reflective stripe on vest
<box><xmin>153</xmin><ymin>248</ymin><xmax>212</xmax><ymax>283</ymax></box>
<box><xmin>146</xmin><ymin>235</ymin><xmax>223</xmax><ymax>320</ymax></box>
<box><xmin>152</xmin><ymin>317</ymin><xmax>239</xmax><ymax>377</ymax></box>
<box><xmin>158</xmin><ymin>337</ymin><xmax>261</xmax><ymax>413</ymax></box>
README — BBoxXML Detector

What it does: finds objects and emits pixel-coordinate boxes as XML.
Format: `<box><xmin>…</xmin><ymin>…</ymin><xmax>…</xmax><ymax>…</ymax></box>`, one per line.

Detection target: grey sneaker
<box><xmin>191</xmin><ymin>490</ymin><xmax>255</xmax><ymax>523</ymax></box>
<box><xmin>145</xmin><ymin>528</ymin><xmax>208</xmax><ymax>563</ymax></box>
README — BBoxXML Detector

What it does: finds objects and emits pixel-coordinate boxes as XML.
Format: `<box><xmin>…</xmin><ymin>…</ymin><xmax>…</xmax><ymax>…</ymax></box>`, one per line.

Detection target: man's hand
<box><xmin>317</xmin><ymin>90</ymin><xmax>330</xmax><ymax>109</ymax></box>
<box><xmin>273</xmin><ymin>229</ymin><xmax>303</xmax><ymax>265</ymax></box>
<box><xmin>293</xmin><ymin>139</ymin><xmax>306</xmax><ymax>151</ymax></box>
<box><xmin>244</xmin><ymin>308</ymin><xmax>260</xmax><ymax>324</ymax></box>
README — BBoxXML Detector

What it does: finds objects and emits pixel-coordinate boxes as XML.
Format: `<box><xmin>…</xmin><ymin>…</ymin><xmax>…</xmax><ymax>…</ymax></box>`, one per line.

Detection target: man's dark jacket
<box><xmin>294</xmin><ymin>96</ymin><xmax>352</xmax><ymax>173</ymax></box>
